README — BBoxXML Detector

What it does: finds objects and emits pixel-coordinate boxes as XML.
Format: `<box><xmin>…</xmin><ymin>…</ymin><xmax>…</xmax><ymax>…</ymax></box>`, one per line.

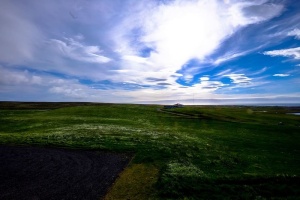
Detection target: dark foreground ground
<box><xmin>0</xmin><ymin>145</ymin><xmax>132</xmax><ymax>200</ymax></box>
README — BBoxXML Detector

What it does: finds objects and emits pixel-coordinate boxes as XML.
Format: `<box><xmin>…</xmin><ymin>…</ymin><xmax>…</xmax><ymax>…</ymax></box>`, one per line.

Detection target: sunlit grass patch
<box><xmin>105</xmin><ymin>164</ymin><xmax>159</xmax><ymax>200</ymax></box>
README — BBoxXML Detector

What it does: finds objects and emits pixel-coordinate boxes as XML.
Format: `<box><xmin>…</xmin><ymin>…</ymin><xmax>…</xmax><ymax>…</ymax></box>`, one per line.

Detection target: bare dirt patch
<box><xmin>0</xmin><ymin>145</ymin><xmax>132</xmax><ymax>200</ymax></box>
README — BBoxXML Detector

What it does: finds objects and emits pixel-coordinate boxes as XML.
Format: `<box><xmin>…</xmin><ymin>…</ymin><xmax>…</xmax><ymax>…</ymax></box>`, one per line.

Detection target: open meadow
<box><xmin>0</xmin><ymin>102</ymin><xmax>299</xmax><ymax>199</ymax></box>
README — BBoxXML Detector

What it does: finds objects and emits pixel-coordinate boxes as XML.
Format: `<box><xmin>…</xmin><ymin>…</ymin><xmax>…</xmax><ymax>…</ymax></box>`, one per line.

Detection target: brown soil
<box><xmin>0</xmin><ymin>145</ymin><xmax>132</xmax><ymax>200</ymax></box>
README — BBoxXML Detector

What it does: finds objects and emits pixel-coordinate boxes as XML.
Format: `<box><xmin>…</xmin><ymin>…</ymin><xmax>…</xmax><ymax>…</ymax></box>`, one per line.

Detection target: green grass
<box><xmin>105</xmin><ymin>164</ymin><xmax>159</xmax><ymax>200</ymax></box>
<box><xmin>0</xmin><ymin>102</ymin><xmax>299</xmax><ymax>199</ymax></box>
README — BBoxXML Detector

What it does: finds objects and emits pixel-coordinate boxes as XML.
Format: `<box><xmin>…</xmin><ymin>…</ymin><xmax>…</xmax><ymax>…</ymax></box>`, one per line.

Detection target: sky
<box><xmin>0</xmin><ymin>0</ymin><xmax>300</xmax><ymax>104</ymax></box>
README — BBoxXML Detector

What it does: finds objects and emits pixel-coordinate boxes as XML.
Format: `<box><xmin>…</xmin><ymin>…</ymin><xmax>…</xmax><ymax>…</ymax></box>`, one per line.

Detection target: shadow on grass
<box><xmin>157</xmin><ymin>174</ymin><xmax>300</xmax><ymax>199</ymax></box>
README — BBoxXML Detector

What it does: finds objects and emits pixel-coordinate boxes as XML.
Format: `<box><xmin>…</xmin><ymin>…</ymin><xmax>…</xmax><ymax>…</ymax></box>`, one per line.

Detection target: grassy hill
<box><xmin>0</xmin><ymin>102</ymin><xmax>299</xmax><ymax>199</ymax></box>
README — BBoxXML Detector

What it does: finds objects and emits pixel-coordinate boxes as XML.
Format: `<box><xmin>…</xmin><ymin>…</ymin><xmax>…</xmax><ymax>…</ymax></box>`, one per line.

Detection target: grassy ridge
<box><xmin>0</xmin><ymin>103</ymin><xmax>299</xmax><ymax>199</ymax></box>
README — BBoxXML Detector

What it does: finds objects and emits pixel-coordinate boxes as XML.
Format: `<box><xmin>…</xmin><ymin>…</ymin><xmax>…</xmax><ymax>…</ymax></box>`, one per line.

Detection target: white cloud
<box><xmin>177</xmin><ymin>66</ymin><xmax>200</xmax><ymax>83</ymax></box>
<box><xmin>273</xmin><ymin>74</ymin><xmax>290</xmax><ymax>77</ymax></box>
<box><xmin>122</xmin><ymin>82</ymin><xmax>225</xmax><ymax>103</ymax></box>
<box><xmin>49</xmin><ymin>38</ymin><xmax>111</xmax><ymax>63</ymax></box>
<box><xmin>200</xmin><ymin>76</ymin><xmax>210</xmax><ymax>81</ymax></box>
<box><xmin>288</xmin><ymin>28</ymin><xmax>300</xmax><ymax>39</ymax></box>
<box><xmin>0</xmin><ymin>67</ymin><xmax>42</xmax><ymax>86</ymax></box>
<box><xmin>122</xmin><ymin>55</ymin><xmax>153</xmax><ymax>65</ymax></box>
<box><xmin>224</xmin><ymin>73</ymin><xmax>252</xmax><ymax>84</ymax></box>
<box><xmin>196</xmin><ymin>79</ymin><xmax>226</xmax><ymax>90</ymax></box>
<box><xmin>182</xmin><ymin>74</ymin><xmax>194</xmax><ymax>83</ymax></box>
<box><xmin>112</xmin><ymin>0</ymin><xmax>285</xmax><ymax>84</ymax></box>
<box><xmin>263</xmin><ymin>47</ymin><xmax>300</xmax><ymax>59</ymax></box>
<box><xmin>49</xmin><ymin>84</ymin><xmax>94</xmax><ymax>99</ymax></box>
<box><xmin>47</xmin><ymin>79</ymin><xmax>135</xmax><ymax>102</ymax></box>
<box><xmin>0</xmin><ymin>66</ymin><xmax>133</xmax><ymax>102</ymax></box>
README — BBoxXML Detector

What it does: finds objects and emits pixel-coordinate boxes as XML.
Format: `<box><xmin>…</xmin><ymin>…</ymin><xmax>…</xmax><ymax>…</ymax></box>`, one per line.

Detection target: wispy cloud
<box><xmin>287</xmin><ymin>28</ymin><xmax>300</xmax><ymax>39</ymax></box>
<box><xmin>224</xmin><ymin>74</ymin><xmax>252</xmax><ymax>84</ymax></box>
<box><xmin>263</xmin><ymin>47</ymin><xmax>300</xmax><ymax>59</ymax></box>
<box><xmin>215</xmin><ymin>69</ymin><xmax>233</xmax><ymax>77</ymax></box>
<box><xmin>249</xmin><ymin>67</ymin><xmax>268</xmax><ymax>76</ymax></box>
<box><xmin>49</xmin><ymin>38</ymin><xmax>111</xmax><ymax>63</ymax></box>
<box><xmin>273</xmin><ymin>74</ymin><xmax>290</xmax><ymax>77</ymax></box>
<box><xmin>212</xmin><ymin>51</ymin><xmax>247</xmax><ymax>66</ymax></box>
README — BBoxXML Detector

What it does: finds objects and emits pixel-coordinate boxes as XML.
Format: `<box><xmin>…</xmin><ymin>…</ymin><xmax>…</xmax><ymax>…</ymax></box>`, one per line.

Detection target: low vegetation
<box><xmin>105</xmin><ymin>164</ymin><xmax>158</xmax><ymax>200</ymax></box>
<box><xmin>0</xmin><ymin>102</ymin><xmax>299</xmax><ymax>199</ymax></box>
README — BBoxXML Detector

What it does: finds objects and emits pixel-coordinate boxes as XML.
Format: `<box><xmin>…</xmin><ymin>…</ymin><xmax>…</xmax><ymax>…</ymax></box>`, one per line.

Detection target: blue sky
<box><xmin>0</xmin><ymin>0</ymin><xmax>300</xmax><ymax>104</ymax></box>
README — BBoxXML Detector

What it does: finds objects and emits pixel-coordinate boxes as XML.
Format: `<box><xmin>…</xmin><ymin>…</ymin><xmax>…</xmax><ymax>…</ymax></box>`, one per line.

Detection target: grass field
<box><xmin>0</xmin><ymin>102</ymin><xmax>299</xmax><ymax>199</ymax></box>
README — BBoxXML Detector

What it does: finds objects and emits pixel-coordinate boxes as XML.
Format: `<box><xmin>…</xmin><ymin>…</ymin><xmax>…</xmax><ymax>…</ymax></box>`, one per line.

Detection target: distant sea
<box><xmin>241</xmin><ymin>103</ymin><xmax>300</xmax><ymax>107</ymax></box>
<box><xmin>287</xmin><ymin>113</ymin><xmax>300</xmax><ymax>116</ymax></box>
